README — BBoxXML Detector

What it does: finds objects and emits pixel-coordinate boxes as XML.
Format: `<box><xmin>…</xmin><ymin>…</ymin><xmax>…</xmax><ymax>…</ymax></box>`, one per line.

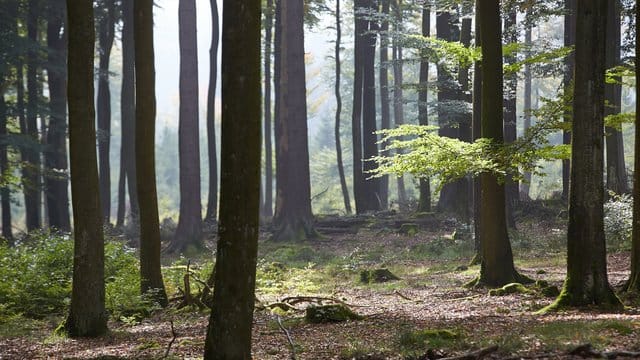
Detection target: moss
<box><xmin>360</xmin><ymin>268</ymin><xmax>400</xmax><ymax>284</ymax></box>
<box><xmin>540</xmin><ymin>285</ymin><xmax>560</xmax><ymax>298</ymax></box>
<box><xmin>397</xmin><ymin>328</ymin><xmax>462</xmax><ymax>354</ymax></box>
<box><xmin>488</xmin><ymin>283</ymin><xmax>531</xmax><ymax>296</ymax></box>
<box><xmin>399</xmin><ymin>223</ymin><xmax>419</xmax><ymax>236</ymax></box>
<box><xmin>305</xmin><ymin>304</ymin><xmax>363</xmax><ymax>323</ymax></box>
<box><xmin>537</xmin><ymin>280</ymin><xmax>624</xmax><ymax>314</ymax></box>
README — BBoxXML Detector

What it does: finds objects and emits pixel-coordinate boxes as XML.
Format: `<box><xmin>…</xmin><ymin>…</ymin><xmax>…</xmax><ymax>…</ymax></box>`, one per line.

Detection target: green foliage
<box><xmin>397</xmin><ymin>328</ymin><xmax>462</xmax><ymax>355</ymax></box>
<box><xmin>604</xmin><ymin>193</ymin><xmax>633</xmax><ymax>251</ymax></box>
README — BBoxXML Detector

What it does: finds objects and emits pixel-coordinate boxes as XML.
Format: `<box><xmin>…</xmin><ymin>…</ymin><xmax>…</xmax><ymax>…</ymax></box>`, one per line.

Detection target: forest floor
<box><xmin>2</xmin><ymin>207</ymin><xmax>640</xmax><ymax>359</ymax></box>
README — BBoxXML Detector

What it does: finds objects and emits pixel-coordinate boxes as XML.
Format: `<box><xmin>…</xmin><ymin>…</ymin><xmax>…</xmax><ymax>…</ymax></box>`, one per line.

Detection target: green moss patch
<box><xmin>305</xmin><ymin>304</ymin><xmax>363</xmax><ymax>323</ymax></box>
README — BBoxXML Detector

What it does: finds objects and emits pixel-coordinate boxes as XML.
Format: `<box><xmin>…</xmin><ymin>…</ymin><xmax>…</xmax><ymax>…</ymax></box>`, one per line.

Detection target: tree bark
<box><xmin>417</xmin><ymin>2</ymin><xmax>431</xmax><ymax>213</ymax></box>
<box><xmin>334</xmin><ymin>0</ymin><xmax>351</xmax><ymax>214</ymax></box>
<box><xmin>503</xmin><ymin>10</ymin><xmax>517</xmax><ymax>228</ymax></box>
<box><xmin>262</xmin><ymin>0</ymin><xmax>274</xmax><ymax>218</ymax></box>
<box><xmin>0</xmin><ymin>80</ymin><xmax>12</xmax><ymax>243</ymax></box>
<box><xmin>64</xmin><ymin>0</ymin><xmax>107</xmax><ymax>337</ymax></box>
<box><xmin>204</xmin><ymin>0</ymin><xmax>219</xmax><ymax>223</ymax></box>
<box><xmin>204</xmin><ymin>0</ymin><xmax>261</xmax><ymax>356</ymax></box>
<box><xmin>134</xmin><ymin>0</ymin><xmax>169</xmax><ymax>306</ymax></box>
<box><xmin>562</xmin><ymin>0</ymin><xmax>576</xmax><ymax>201</ymax></box>
<box><xmin>172</xmin><ymin>0</ymin><xmax>203</xmax><ymax>252</ymax></box>
<box><xmin>545</xmin><ymin>0</ymin><xmax>622</xmax><ymax>311</ymax></box>
<box><xmin>604</xmin><ymin>0</ymin><xmax>628</xmax><ymax>195</ymax></box>
<box><xmin>392</xmin><ymin>0</ymin><xmax>406</xmax><ymax>211</ymax></box>
<box><xmin>471</xmin><ymin>3</ymin><xmax>482</xmax><ymax>262</ymax></box>
<box><xmin>520</xmin><ymin>16</ymin><xmax>533</xmax><ymax>201</ymax></box>
<box><xmin>378</xmin><ymin>0</ymin><xmax>390</xmax><ymax>210</ymax></box>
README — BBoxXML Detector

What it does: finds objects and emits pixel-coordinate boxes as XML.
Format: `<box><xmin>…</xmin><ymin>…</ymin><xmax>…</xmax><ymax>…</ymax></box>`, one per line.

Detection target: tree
<box><xmin>172</xmin><ymin>0</ymin><xmax>203</xmax><ymax>252</ymax></box>
<box><xmin>272</xmin><ymin>0</ymin><xmax>316</xmax><ymax>241</ymax></box>
<box><xmin>471</xmin><ymin>2</ymin><xmax>482</xmax><ymax>263</ymax></box>
<box><xmin>520</xmin><ymin>11</ymin><xmax>533</xmax><ymax>201</ymax></box>
<box><xmin>96</xmin><ymin>0</ymin><xmax>115</xmax><ymax>223</ymax></box>
<box><xmin>116</xmin><ymin>0</ymin><xmax>138</xmax><ymax>229</ymax></box>
<box><xmin>378</xmin><ymin>0</ymin><xmax>390</xmax><ymax>210</ymax></box>
<box><xmin>262</xmin><ymin>0</ymin><xmax>274</xmax><ymax>218</ymax></box>
<box><xmin>204</xmin><ymin>0</ymin><xmax>219</xmax><ymax>223</ymax></box>
<box><xmin>392</xmin><ymin>0</ymin><xmax>407</xmax><ymax>211</ymax></box>
<box><xmin>45</xmin><ymin>0</ymin><xmax>71</xmax><ymax>232</ymax></box>
<box><xmin>203</xmin><ymin>0</ymin><xmax>260</xmax><ymax>356</ymax></box>
<box><xmin>544</xmin><ymin>0</ymin><xmax>622</xmax><ymax>311</ymax></box>
<box><xmin>134</xmin><ymin>0</ymin><xmax>168</xmax><ymax>306</ymax></box>
<box><xmin>416</xmin><ymin>2</ymin><xmax>431</xmax><ymax>213</ymax></box>
<box><xmin>473</xmin><ymin>0</ymin><xmax>527</xmax><ymax>287</ymax></box>
<box><xmin>64</xmin><ymin>0</ymin><xmax>107</xmax><ymax>337</ymax></box>
<box><xmin>624</xmin><ymin>0</ymin><xmax>640</xmax><ymax>293</ymax></box>
<box><xmin>352</xmin><ymin>0</ymin><xmax>381</xmax><ymax>214</ymax></box>
<box><xmin>334</xmin><ymin>0</ymin><xmax>351</xmax><ymax>214</ymax></box>
<box><xmin>562</xmin><ymin>0</ymin><xmax>576</xmax><ymax>201</ymax></box>
<box><xmin>503</xmin><ymin>9</ymin><xmax>517</xmax><ymax>228</ymax></box>
<box><xmin>604</xmin><ymin>0</ymin><xmax>627</xmax><ymax>195</ymax></box>
<box><xmin>0</xmin><ymin>79</ymin><xmax>11</xmax><ymax>242</ymax></box>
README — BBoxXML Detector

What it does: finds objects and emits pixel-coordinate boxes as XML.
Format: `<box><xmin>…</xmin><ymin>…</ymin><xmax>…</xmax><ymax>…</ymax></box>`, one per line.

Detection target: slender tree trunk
<box><xmin>604</xmin><ymin>0</ymin><xmax>627</xmax><ymax>195</ymax></box>
<box><xmin>503</xmin><ymin>10</ymin><xmax>517</xmax><ymax>228</ymax></box>
<box><xmin>545</xmin><ymin>0</ymin><xmax>622</xmax><ymax>311</ymax></box>
<box><xmin>262</xmin><ymin>0</ymin><xmax>274</xmax><ymax>218</ymax></box>
<box><xmin>352</xmin><ymin>0</ymin><xmax>365</xmax><ymax>214</ymax></box>
<box><xmin>471</xmin><ymin>6</ymin><xmax>482</xmax><ymax>263</ymax></box>
<box><xmin>272</xmin><ymin>0</ymin><xmax>316</xmax><ymax>242</ymax></box>
<box><xmin>417</xmin><ymin>2</ymin><xmax>431</xmax><ymax>213</ymax></box>
<box><xmin>334</xmin><ymin>0</ymin><xmax>351</xmax><ymax>214</ymax></box>
<box><xmin>45</xmin><ymin>0</ymin><xmax>71</xmax><ymax>232</ymax></box>
<box><xmin>64</xmin><ymin>0</ymin><xmax>107</xmax><ymax>337</ymax></box>
<box><xmin>97</xmin><ymin>0</ymin><xmax>115</xmax><ymax>223</ymax></box>
<box><xmin>204</xmin><ymin>0</ymin><xmax>260</xmax><ymax>355</ymax></box>
<box><xmin>204</xmin><ymin>0</ymin><xmax>219</xmax><ymax>223</ymax></box>
<box><xmin>117</xmin><ymin>0</ymin><xmax>138</xmax><ymax>229</ymax></box>
<box><xmin>134</xmin><ymin>0</ymin><xmax>169</xmax><ymax>306</ymax></box>
<box><xmin>474</xmin><ymin>0</ymin><xmax>526</xmax><ymax>287</ymax></box>
<box><xmin>172</xmin><ymin>0</ymin><xmax>203</xmax><ymax>252</ymax></box>
<box><xmin>520</xmin><ymin>15</ymin><xmax>533</xmax><ymax>201</ymax></box>
<box><xmin>378</xmin><ymin>0</ymin><xmax>390</xmax><ymax>209</ymax></box>
<box><xmin>392</xmin><ymin>0</ymin><xmax>406</xmax><ymax>211</ymax></box>
<box><xmin>562</xmin><ymin>0</ymin><xmax>576</xmax><ymax>201</ymax></box>
<box><xmin>25</xmin><ymin>0</ymin><xmax>41</xmax><ymax>231</ymax></box>
<box><xmin>0</xmin><ymin>82</ymin><xmax>12</xmax><ymax>243</ymax></box>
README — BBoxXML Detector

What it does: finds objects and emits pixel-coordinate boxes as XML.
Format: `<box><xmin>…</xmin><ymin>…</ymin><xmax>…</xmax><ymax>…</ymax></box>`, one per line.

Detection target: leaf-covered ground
<box><xmin>2</xmin><ymin>212</ymin><xmax>640</xmax><ymax>359</ymax></box>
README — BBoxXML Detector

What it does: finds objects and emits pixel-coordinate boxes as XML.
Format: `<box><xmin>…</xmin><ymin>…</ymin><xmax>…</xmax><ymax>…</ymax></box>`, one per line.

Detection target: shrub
<box><xmin>604</xmin><ymin>193</ymin><xmax>632</xmax><ymax>250</ymax></box>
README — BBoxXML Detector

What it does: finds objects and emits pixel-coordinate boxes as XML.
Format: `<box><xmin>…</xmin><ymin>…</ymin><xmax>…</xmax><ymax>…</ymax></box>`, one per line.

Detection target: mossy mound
<box><xmin>488</xmin><ymin>283</ymin><xmax>531</xmax><ymax>296</ymax></box>
<box><xmin>398</xmin><ymin>223</ymin><xmax>418</xmax><ymax>236</ymax></box>
<box><xmin>305</xmin><ymin>304</ymin><xmax>363</xmax><ymax>323</ymax></box>
<box><xmin>534</xmin><ymin>279</ymin><xmax>560</xmax><ymax>298</ymax></box>
<box><xmin>360</xmin><ymin>268</ymin><xmax>400</xmax><ymax>284</ymax></box>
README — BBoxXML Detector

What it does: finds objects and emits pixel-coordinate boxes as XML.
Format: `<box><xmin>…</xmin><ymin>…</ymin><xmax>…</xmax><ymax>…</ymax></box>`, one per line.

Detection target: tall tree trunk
<box><xmin>25</xmin><ymin>0</ymin><xmax>41</xmax><ymax>231</ymax></box>
<box><xmin>204</xmin><ymin>0</ymin><xmax>219</xmax><ymax>223</ymax></box>
<box><xmin>417</xmin><ymin>2</ymin><xmax>431</xmax><ymax>213</ymax></box>
<box><xmin>520</xmin><ymin>16</ymin><xmax>533</xmax><ymax>201</ymax></box>
<box><xmin>392</xmin><ymin>0</ymin><xmax>406</xmax><ymax>211</ymax></box>
<box><xmin>562</xmin><ymin>0</ymin><xmax>576</xmax><ymax>201</ymax></box>
<box><xmin>0</xmin><ymin>82</ymin><xmax>11</xmax><ymax>243</ymax></box>
<box><xmin>503</xmin><ymin>10</ymin><xmax>517</xmax><ymax>228</ymax></box>
<box><xmin>604</xmin><ymin>0</ymin><xmax>627</xmax><ymax>195</ymax></box>
<box><xmin>64</xmin><ymin>0</ymin><xmax>107</xmax><ymax>337</ymax></box>
<box><xmin>334</xmin><ymin>0</ymin><xmax>351</xmax><ymax>214</ymax></box>
<box><xmin>97</xmin><ymin>0</ymin><xmax>115</xmax><ymax>223</ymax></box>
<box><xmin>45</xmin><ymin>0</ymin><xmax>71</xmax><ymax>233</ymax></box>
<box><xmin>117</xmin><ymin>0</ymin><xmax>138</xmax><ymax>229</ymax></box>
<box><xmin>172</xmin><ymin>0</ymin><xmax>203</xmax><ymax>252</ymax></box>
<box><xmin>204</xmin><ymin>0</ymin><xmax>260</xmax><ymax>356</ymax></box>
<box><xmin>134</xmin><ymin>0</ymin><xmax>169</xmax><ymax>306</ymax></box>
<box><xmin>471</xmin><ymin>6</ymin><xmax>482</xmax><ymax>263</ymax></box>
<box><xmin>624</xmin><ymin>0</ymin><xmax>640</xmax><ymax>293</ymax></box>
<box><xmin>544</xmin><ymin>0</ymin><xmax>622</xmax><ymax>311</ymax></box>
<box><xmin>474</xmin><ymin>0</ymin><xmax>526</xmax><ymax>287</ymax></box>
<box><xmin>378</xmin><ymin>0</ymin><xmax>390</xmax><ymax>209</ymax></box>
<box><xmin>262</xmin><ymin>0</ymin><xmax>274</xmax><ymax>218</ymax></box>
<box><xmin>272</xmin><ymin>0</ymin><xmax>316</xmax><ymax>241</ymax></box>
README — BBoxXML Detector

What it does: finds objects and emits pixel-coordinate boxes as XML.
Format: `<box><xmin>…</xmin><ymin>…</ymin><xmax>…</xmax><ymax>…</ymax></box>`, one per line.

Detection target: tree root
<box><xmin>276</xmin><ymin>315</ymin><xmax>297</xmax><ymax>360</ymax></box>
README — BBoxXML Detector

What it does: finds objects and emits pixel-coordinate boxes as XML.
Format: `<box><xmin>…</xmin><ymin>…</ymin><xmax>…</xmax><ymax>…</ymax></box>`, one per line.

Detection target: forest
<box><xmin>1</xmin><ymin>0</ymin><xmax>640</xmax><ymax>358</ymax></box>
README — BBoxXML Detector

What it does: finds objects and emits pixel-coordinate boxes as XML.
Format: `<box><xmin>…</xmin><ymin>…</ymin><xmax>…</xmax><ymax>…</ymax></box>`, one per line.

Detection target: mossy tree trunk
<box><xmin>476</xmin><ymin>0</ymin><xmax>523</xmax><ymax>287</ymax></box>
<box><xmin>272</xmin><ymin>0</ymin><xmax>316</xmax><ymax>241</ymax></box>
<box><xmin>203</xmin><ymin>0</ymin><xmax>261</xmax><ymax>356</ymax></box>
<box><xmin>64</xmin><ymin>0</ymin><xmax>107</xmax><ymax>336</ymax></box>
<box><xmin>134</xmin><ymin>0</ymin><xmax>168</xmax><ymax>307</ymax></box>
<box><xmin>546</xmin><ymin>0</ymin><xmax>622</xmax><ymax>311</ymax></box>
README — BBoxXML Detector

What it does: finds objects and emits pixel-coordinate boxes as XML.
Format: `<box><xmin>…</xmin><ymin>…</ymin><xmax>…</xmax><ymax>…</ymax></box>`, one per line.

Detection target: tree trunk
<box><xmin>262</xmin><ymin>0</ymin><xmax>274</xmax><ymax>218</ymax></box>
<box><xmin>503</xmin><ymin>10</ymin><xmax>517</xmax><ymax>228</ymax></box>
<box><xmin>475</xmin><ymin>0</ymin><xmax>525</xmax><ymax>287</ymax></box>
<box><xmin>417</xmin><ymin>2</ymin><xmax>431</xmax><ymax>213</ymax></box>
<box><xmin>204</xmin><ymin>0</ymin><xmax>261</xmax><ymax>356</ymax></box>
<box><xmin>520</xmin><ymin>16</ymin><xmax>533</xmax><ymax>201</ymax></box>
<box><xmin>378</xmin><ymin>0</ymin><xmax>390</xmax><ymax>210</ymax></box>
<box><xmin>117</xmin><ymin>0</ymin><xmax>138</xmax><ymax>229</ymax></box>
<box><xmin>172</xmin><ymin>0</ymin><xmax>203</xmax><ymax>252</ymax></box>
<box><xmin>64</xmin><ymin>0</ymin><xmax>107</xmax><ymax>337</ymax></box>
<box><xmin>471</xmin><ymin>2</ymin><xmax>482</xmax><ymax>262</ymax></box>
<box><xmin>97</xmin><ymin>0</ymin><xmax>115</xmax><ymax>223</ymax></box>
<box><xmin>334</xmin><ymin>0</ymin><xmax>351</xmax><ymax>214</ymax></box>
<box><xmin>0</xmin><ymin>81</ymin><xmax>12</xmax><ymax>243</ymax></box>
<box><xmin>392</xmin><ymin>0</ymin><xmax>406</xmax><ymax>211</ymax></box>
<box><xmin>545</xmin><ymin>0</ymin><xmax>622</xmax><ymax>311</ymax></box>
<box><xmin>134</xmin><ymin>0</ymin><xmax>169</xmax><ymax>306</ymax></box>
<box><xmin>25</xmin><ymin>0</ymin><xmax>41</xmax><ymax>231</ymax></box>
<box><xmin>204</xmin><ymin>0</ymin><xmax>219</xmax><ymax>223</ymax></box>
<box><xmin>272</xmin><ymin>0</ymin><xmax>316</xmax><ymax>241</ymax></box>
<box><xmin>604</xmin><ymin>0</ymin><xmax>627</xmax><ymax>195</ymax></box>
<box><xmin>562</xmin><ymin>0</ymin><xmax>576</xmax><ymax>201</ymax></box>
